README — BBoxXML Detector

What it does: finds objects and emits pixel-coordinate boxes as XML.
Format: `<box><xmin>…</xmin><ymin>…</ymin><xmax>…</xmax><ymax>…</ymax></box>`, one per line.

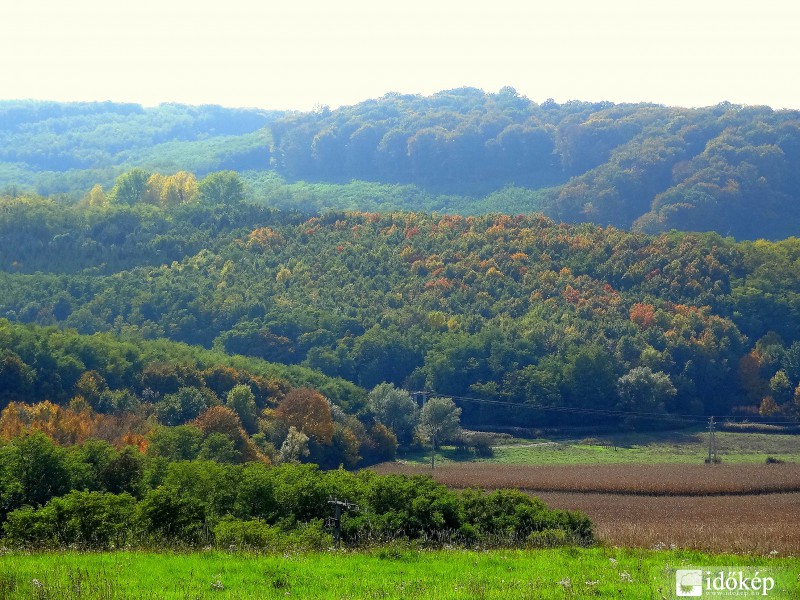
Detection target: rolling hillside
<box><xmin>3</xmin><ymin>91</ymin><xmax>800</xmax><ymax>239</ymax></box>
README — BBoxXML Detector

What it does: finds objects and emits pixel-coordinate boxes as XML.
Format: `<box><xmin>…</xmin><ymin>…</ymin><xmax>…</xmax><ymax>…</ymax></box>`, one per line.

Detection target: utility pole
<box><xmin>412</xmin><ymin>390</ymin><xmax>429</xmax><ymax>408</ymax></box>
<box><xmin>326</xmin><ymin>497</ymin><xmax>359</xmax><ymax>548</ymax></box>
<box><xmin>411</xmin><ymin>390</ymin><xmax>434</xmax><ymax>469</ymax></box>
<box><xmin>706</xmin><ymin>416</ymin><xmax>718</xmax><ymax>464</ymax></box>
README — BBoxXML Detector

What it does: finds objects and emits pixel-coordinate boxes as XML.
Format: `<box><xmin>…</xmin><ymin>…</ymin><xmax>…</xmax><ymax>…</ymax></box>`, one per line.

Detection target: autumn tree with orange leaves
<box><xmin>274</xmin><ymin>388</ymin><xmax>334</xmax><ymax>445</ymax></box>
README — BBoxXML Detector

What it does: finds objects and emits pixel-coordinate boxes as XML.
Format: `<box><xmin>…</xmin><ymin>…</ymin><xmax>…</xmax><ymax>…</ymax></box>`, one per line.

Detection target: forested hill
<box><xmin>0</xmin><ymin>101</ymin><xmax>280</xmax><ymax>194</ymax></box>
<box><xmin>3</xmin><ymin>91</ymin><xmax>800</xmax><ymax>240</ymax></box>
<box><xmin>2</xmin><ymin>189</ymin><xmax>800</xmax><ymax>427</ymax></box>
<box><xmin>270</xmin><ymin>88</ymin><xmax>800</xmax><ymax>239</ymax></box>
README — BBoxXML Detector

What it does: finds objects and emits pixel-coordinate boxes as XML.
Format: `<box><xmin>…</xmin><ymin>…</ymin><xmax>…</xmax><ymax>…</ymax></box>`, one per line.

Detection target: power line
<box><xmin>422</xmin><ymin>390</ymin><xmax>799</xmax><ymax>425</ymax></box>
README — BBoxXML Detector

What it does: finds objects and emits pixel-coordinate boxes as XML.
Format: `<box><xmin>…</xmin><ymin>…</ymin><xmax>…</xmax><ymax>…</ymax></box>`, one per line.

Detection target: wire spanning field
<box><xmin>371</xmin><ymin>463</ymin><xmax>800</xmax><ymax>495</ymax></box>
<box><xmin>371</xmin><ymin>463</ymin><xmax>800</xmax><ymax>554</ymax></box>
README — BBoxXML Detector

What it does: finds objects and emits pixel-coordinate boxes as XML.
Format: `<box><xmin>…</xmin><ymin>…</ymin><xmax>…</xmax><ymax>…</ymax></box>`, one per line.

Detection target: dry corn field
<box><xmin>536</xmin><ymin>492</ymin><xmax>800</xmax><ymax>554</ymax></box>
<box><xmin>372</xmin><ymin>463</ymin><xmax>800</xmax><ymax>554</ymax></box>
<box><xmin>371</xmin><ymin>463</ymin><xmax>800</xmax><ymax>495</ymax></box>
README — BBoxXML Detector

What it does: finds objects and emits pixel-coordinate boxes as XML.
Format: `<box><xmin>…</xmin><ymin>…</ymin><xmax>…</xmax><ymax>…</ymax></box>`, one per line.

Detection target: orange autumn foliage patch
<box><xmin>0</xmin><ymin>401</ymin><xmax>153</xmax><ymax>449</ymax></box>
<box><xmin>191</xmin><ymin>405</ymin><xmax>267</xmax><ymax>463</ymax></box>
<box><xmin>274</xmin><ymin>388</ymin><xmax>334</xmax><ymax>445</ymax></box>
<box><xmin>629</xmin><ymin>302</ymin><xmax>656</xmax><ymax>329</ymax></box>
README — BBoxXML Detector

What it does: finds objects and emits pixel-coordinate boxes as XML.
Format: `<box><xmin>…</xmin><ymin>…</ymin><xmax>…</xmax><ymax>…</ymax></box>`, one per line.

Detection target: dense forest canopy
<box><xmin>2</xmin><ymin>182</ymin><xmax>799</xmax><ymax>431</ymax></box>
<box><xmin>3</xmin><ymin>91</ymin><xmax>800</xmax><ymax>240</ymax></box>
<box><xmin>0</xmin><ymin>101</ymin><xmax>279</xmax><ymax>194</ymax></box>
<box><xmin>268</xmin><ymin>89</ymin><xmax>800</xmax><ymax>239</ymax></box>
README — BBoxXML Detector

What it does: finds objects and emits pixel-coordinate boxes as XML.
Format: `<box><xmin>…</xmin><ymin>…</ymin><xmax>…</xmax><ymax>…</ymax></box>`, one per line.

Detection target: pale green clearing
<box><xmin>397</xmin><ymin>429</ymin><xmax>800</xmax><ymax>466</ymax></box>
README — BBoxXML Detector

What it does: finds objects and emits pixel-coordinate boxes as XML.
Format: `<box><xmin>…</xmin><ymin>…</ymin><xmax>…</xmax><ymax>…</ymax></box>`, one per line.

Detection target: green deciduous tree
<box><xmin>367</xmin><ymin>383</ymin><xmax>418</xmax><ymax>444</ymax></box>
<box><xmin>279</xmin><ymin>426</ymin><xmax>310</xmax><ymax>464</ymax></box>
<box><xmin>108</xmin><ymin>169</ymin><xmax>150</xmax><ymax>205</ymax></box>
<box><xmin>3</xmin><ymin>432</ymin><xmax>70</xmax><ymax>508</ymax></box>
<box><xmin>0</xmin><ymin>351</ymin><xmax>34</xmax><ymax>409</ymax></box>
<box><xmin>226</xmin><ymin>384</ymin><xmax>258</xmax><ymax>434</ymax></box>
<box><xmin>198</xmin><ymin>171</ymin><xmax>244</xmax><ymax>205</ymax></box>
<box><xmin>146</xmin><ymin>425</ymin><xmax>204</xmax><ymax>461</ymax></box>
<box><xmin>616</xmin><ymin>367</ymin><xmax>675</xmax><ymax>426</ymax></box>
<box><xmin>156</xmin><ymin>387</ymin><xmax>219</xmax><ymax>426</ymax></box>
<box><xmin>417</xmin><ymin>397</ymin><xmax>462</xmax><ymax>448</ymax></box>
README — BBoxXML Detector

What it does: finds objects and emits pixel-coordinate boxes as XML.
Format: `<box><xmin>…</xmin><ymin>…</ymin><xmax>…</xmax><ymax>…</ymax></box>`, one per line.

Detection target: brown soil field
<box><xmin>371</xmin><ymin>463</ymin><xmax>800</xmax><ymax>554</ymax></box>
<box><xmin>537</xmin><ymin>492</ymin><xmax>800</xmax><ymax>555</ymax></box>
<box><xmin>371</xmin><ymin>463</ymin><xmax>800</xmax><ymax>495</ymax></box>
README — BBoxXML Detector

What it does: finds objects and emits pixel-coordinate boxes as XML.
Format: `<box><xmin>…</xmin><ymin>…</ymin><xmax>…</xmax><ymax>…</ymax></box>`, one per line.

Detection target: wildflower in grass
<box><xmin>585</xmin><ymin>580</ymin><xmax>599</xmax><ymax>586</ymax></box>
<box><xmin>211</xmin><ymin>575</ymin><xmax>224</xmax><ymax>591</ymax></box>
<box><xmin>31</xmin><ymin>579</ymin><xmax>44</xmax><ymax>589</ymax></box>
<box><xmin>609</xmin><ymin>558</ymin><xmax>617</xmax><ymax>567</ymax></box>
<box><xmin>619</xmin><ymin>571</ymin><xmax>633</xmax><ymax>583</ymax></box>
<box><xmin>559</xmin><ymin>577</ymin><xmax>572</xmax><ymax>589</ymax></box>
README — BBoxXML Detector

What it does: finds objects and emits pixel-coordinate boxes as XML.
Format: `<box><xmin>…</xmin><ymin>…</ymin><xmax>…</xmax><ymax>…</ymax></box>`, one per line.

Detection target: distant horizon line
<box><xmin>2</xmin><ymin>88</ymin><xmax>798</xmax><ymax>114</ymax></box>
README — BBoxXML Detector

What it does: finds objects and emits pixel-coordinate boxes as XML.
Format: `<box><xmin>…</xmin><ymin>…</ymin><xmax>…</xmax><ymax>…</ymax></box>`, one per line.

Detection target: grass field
<box><xmin>3</xmin><ymin>430</ymin><xmax>796</xmax><ymax>598</ymax></box>
<box><xmin>396</xmin><ymin>429</ymin><xmax>800</xmax><ymax>466</ymax></box>
<box><xmin>1</xmin><ymin>547</ymin><xmax>797</xmax><ymax>599</ymax></box>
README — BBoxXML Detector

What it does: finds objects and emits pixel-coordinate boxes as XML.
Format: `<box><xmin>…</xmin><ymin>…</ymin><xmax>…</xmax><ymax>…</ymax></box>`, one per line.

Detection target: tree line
<box><xmin>0</xmin><ymin>316</ymin><xmax>488</xmax><ymax>472</ymax></box>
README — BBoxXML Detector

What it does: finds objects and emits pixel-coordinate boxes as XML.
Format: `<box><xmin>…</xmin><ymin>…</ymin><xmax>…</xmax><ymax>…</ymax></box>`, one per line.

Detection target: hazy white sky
<box><xmin>1</xmin><ymin>0</ymin><xmax>798</xmax><ymax>111</ymax></box>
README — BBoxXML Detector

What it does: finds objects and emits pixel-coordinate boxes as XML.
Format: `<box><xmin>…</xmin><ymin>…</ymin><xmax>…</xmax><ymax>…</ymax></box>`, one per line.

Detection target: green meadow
<box><xmin>1</xmin><ymin>547</ymin><xmax>797</xmax><ymax>599</ymax></box>
<box><xmin>396</xmin><ymin>429</ymin><xmax>800</xmax><ymax>466</ymax></box>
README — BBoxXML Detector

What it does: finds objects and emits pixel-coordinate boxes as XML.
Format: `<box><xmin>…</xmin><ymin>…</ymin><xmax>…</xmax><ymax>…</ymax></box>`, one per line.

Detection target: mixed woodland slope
<box><xmin>2</xmin><ymin>186</ymin><xmax>800</xmax><ymax>429</ymax></box>
<box><xmin>0</xmin><ymin>101</ymin><xmax>278</xmax><ymax>194</ymax></box>
<box><xmin>3</xmin><ymin>90</ymin><xmax>800</xmax><ymax>239</ymax></box>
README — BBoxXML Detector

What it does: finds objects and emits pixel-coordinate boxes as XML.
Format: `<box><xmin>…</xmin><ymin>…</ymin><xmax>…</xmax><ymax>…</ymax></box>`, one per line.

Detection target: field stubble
<box><xmin>371</xmin><ymin>463</ymin><xmax>800</xmax><ymax>495</ymax></box>
<box><xmin>372</xmin><ymin>463</ymin><xmax>800</xmax><ymax>554</ymax></box>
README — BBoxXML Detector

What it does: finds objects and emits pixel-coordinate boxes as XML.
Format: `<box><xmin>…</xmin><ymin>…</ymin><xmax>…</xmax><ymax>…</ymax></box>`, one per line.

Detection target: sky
<box><xmin>1</xmin><ymin>0</ymin><xmax>799</xmax><ymax>111</ymax></box>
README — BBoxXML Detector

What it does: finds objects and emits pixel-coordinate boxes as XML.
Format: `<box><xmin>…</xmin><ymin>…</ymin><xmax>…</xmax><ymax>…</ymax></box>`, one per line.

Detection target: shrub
<box><xmin>137</xmin><ymin>486</ymin><xmax>208</xmax><ymax>544</ymax></box>
<box><xmin>282</xmin><ymin>519</ymin><xmax>332</xmax><ymax>551</ymax></box>
<box><xmin>456</xmin><ymin>431</ymin><xmax>495</xmax><ymax>457</ymax></box>
<box><xmin>3</xmin><ymin>491</ymin><xmax>137</xmax><ymax>548</ymax></box>
<box><xmin>526</xmin><ymin>528</ymin><xmax>569</xmax><ymax>548</ymax></box>
<box><xmin>214</xmin><ymin>517</ymin><xmax>279</xmax><ymax>549</ymax></box>
<box><xmin>2</xmin><ymin>505</ymin><xmax>57</xmax><ymax>548</ymax></box>
<box><xmin>0</xmin><ymin>444</ymin><xmax>594</xmax><ymax>550</ymax></box>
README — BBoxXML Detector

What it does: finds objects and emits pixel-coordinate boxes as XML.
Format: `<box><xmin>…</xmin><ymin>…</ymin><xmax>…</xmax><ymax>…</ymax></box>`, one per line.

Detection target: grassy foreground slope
<box><xmin>2</xmin><ymin>548</ymin><xmax>797</xmax><ymax>599</ymax></box>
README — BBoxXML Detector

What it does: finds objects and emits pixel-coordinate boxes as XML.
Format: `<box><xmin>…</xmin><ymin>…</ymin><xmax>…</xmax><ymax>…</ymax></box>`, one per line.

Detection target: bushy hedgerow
<box><xmin>0</xmin><ymin>459</ymin><xmax>592</xmax><ymax>550</ymax></box>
